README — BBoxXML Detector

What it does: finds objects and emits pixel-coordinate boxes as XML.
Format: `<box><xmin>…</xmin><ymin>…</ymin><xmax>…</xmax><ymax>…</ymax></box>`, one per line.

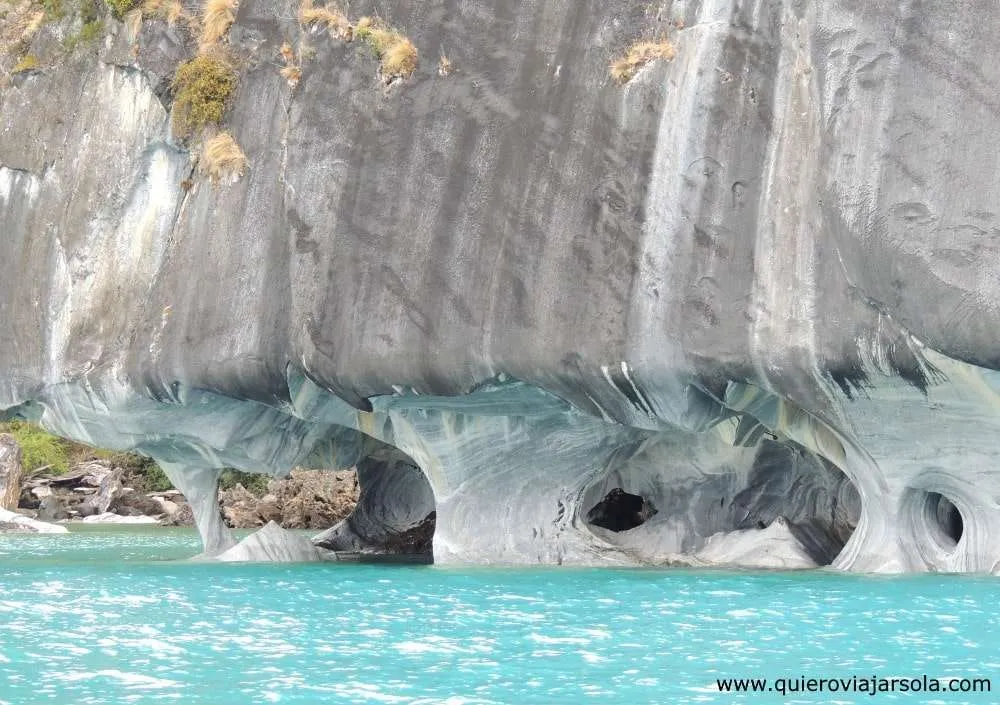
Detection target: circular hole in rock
<box><xmin>586</xmin><ymin>488</ymin><xmax>657</xmax><ymax>533</ymax></box>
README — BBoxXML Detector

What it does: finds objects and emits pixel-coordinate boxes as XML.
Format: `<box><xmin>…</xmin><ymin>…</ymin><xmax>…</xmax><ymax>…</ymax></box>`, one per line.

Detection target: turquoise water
<box><xmin>0</xmin><ymin>528</ymin><xmax>996</xmax><ymax>704</ymax></box>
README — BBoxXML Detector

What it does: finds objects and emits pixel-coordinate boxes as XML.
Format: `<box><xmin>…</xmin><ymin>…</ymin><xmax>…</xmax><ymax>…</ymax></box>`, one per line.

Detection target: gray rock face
<box><xmin>1</xmin><ymin>0</ymin><xmax>999</xmax><ymax>571</ymax></box>
<box><xmin>217</xmin><ymin>521</ymin><xmax>334</xmax><ymax>562</ymax></box>
<box><xmin>0</xmin><ymin>434</ymin><xmax>21</xmax><ymax>510</ymax></box>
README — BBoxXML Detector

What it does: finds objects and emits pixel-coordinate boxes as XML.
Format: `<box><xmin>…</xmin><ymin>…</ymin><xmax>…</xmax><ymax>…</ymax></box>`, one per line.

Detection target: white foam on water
<box><xmin>358</xmin><ymin>628</ymin><xmax>387</xmax><ymax>637</ymax></box>
<box><xmin>527</xmin><ymin>633</ymin><xmax>590</xmax><ymax>645</ymax></box>
<box><xmin>487</xmin><ymin>594</ymin><xmax>542</xmax><ymax>602</ymax></box>
<box><xmin>331</xmin><ymin>683</ymin><xmax>408</xmax><ymax>703</ymax></box>
<box><xmin>121</xmin><ymin>638</ymin><xmax>186</xmax><ymax>655</ymax></box>
<box><xmin>54</xmin><ymin>670</ymin><xmax>179</xmax><ymax>689</ymax></box>
<box><xmin>39</xmin><ymin>642</ymin><xmax>89</xmax><ymax>656</ymax></box>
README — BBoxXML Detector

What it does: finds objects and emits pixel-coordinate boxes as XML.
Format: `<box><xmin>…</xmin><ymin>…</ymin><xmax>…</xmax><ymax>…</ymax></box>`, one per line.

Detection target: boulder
<box><xmin>216</xmin><ymin>521</ymin><xmax>334</xmax><ymax>562</ymax></box>
<box><xmin>219</xmin><ymin>483</ymin><xmax>261</xmax><ymax>528</ymax></box>
<box><xmin>109</xmin><ymin>488</ymin><xmax>164</xmax><ymax>517</ymax></box>
<box><xmin>152</xmin><ymin>497</ymin><xmax>179</xmax><ymax>516</ymax></box>
<box><xmin>36</xmin><ymin>494</ymin><xmax>70</xmax><ymax>522</ymax></box>
<box><xmin>0</xmin><ymin>434</ymin><xmax>22</xmax><ymax>510</ymax></box>
<box><xmin>692</xmin><ymin>518</ymin><xmax>819</xmax><ymax>570</ymax></box>
<box><xmin>0</xmin><ymin>507</ymin><xmax>69</xmax><ymax>533</ymax></box>
<box><xmin>78</xmin><ymin>469</ymin><xmax>121</xmax><ymax>517</ymax></box>
<box><xmin>163</xmin><ymin>502</ymin><xmax>194</xmax><ymax>527</ymax></box>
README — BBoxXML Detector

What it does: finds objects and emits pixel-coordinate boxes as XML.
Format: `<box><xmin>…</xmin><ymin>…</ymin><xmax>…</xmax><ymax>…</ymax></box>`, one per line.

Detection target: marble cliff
<box><xmin>1</xmin><ymin>0</ymin><xmax>999</xmax><ymax>571</ymax></box>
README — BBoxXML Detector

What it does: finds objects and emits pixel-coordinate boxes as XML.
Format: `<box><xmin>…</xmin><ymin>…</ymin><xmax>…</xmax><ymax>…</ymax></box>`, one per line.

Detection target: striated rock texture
<box><xmin>0</xmin><ymin>434</ymin><xmax>21</xmax><ymax>510</ymax></box>
<box><xmin>2</xmin><ymin>0</ymin><xmax>1000</xmax><ymax>571</ymax></box>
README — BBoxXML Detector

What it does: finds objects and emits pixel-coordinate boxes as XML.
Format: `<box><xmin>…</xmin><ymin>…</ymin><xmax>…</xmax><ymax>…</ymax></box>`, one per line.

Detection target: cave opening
<box><xmin>716</xmin><ymin>439</ymin><xmax>861</xmax><ymax>567</ymax></box>
<box><xmin>586</xmin><ymin>488</ymin><xmax>657</xmax><ymax>532</ymax></box>
<box><xmin>312</xmin><ymin>442</ymin><xmax>436</xmax><ymax>563</ymax></box>
<box><xmin>926</xmin><ymin>491</ymin><xmax>964</xmax><ymax>550</ymax></box>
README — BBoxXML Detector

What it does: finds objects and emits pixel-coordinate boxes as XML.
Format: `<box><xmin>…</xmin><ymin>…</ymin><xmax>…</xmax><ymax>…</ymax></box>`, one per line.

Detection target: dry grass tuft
<box><xmin>280</xmin><ymin>64</ymin><xmax>301</xmax><ymax>86</ymax></box>
<box><xmin>610</xmin><ymin>39</ymin><xmax>675</xmax><ymax>85</ymax></box>
<box><xmin>199</xmin><ymin>0</ymin><xmax>237</xmax><ymax>50</ymax></box>
<box><xmin>22</xmin><ymin>8</ymin><xmax>45</xmax><ymax>39</ymax></box>
<box><xmin>380</xmin><ymin>35</ymin><xmax>417</xmax><ymax>78</ymax></box>
<box><xmin>11</xmin><ymin>53</ymin><xmax>39</xmax><ymax>73</ymax></box>
<box><xmin>278</xmin><ymin>41</ymin><xmax>301</xmax><ymax>87</ymax></box>
<box><xmin>359</xmin><ymin>20</ymin><xmax>417</xmax><ymax>79</ymax></box>
<box><xmin>142</xmin><ymin>0</ymin><xmax>185</xmax><ymax>25</ymax></box>
<box><xmin>0</xmin><ymin>4</ymin><xmax>44</xmax><ymax>63</ymax></box>
<box><xmin>353</xmin><ymin>15</ymin><xmax>371</xmax><ymax>38</ymax></box>
<box><xmin>437</xmin><ymin>54</ymin><xmax>452</xmax><ymax>76</ymax></box>
<box><xmin>199</xmin><ymin>131</ymin><xmax>247</xmax><ymax>183</ymax></box>
<box><xmin>293</xmin><ymin>9</ymin><xmax>417</xmax><ymax>82</ymax></box>
<box><xmin>124</xmin><ymin>7</ymin><xmax>143</xmax><ymax>38</ymax></box>
<box><xmin>299</xmin><ymin>0</ymin><xmax>351</xmax><ymax>39</ymax></box>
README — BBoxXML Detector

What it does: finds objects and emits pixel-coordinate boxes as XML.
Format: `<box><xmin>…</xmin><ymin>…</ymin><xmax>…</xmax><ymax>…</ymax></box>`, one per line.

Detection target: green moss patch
<box><xmin>170</xmin><ymin>54</ymin><xmax>238</xmax><ymax>139</ymax></box>
<box><xmin>105</xmin><ymin>0</ymin><xmax>138</xmax><ymax>19</ymax></box>
<box><xmin>0</xmin><ymin>421</ymin><xmax>70</xmax><ymax>475</ymax></box>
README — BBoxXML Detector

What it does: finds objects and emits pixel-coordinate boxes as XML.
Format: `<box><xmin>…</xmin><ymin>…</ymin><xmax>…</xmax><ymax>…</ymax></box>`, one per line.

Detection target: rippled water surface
<box><xmin>0</xmin><ymin>528</ymin><xmax>997</xmax><ymax>704</ymax></box>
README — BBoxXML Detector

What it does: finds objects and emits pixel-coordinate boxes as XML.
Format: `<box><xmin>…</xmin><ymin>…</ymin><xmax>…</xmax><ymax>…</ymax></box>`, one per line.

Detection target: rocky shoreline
<box><xmin>1</xmin><ymin>432</ymin><xmax>359</xmax><ymax>533</ymax></box>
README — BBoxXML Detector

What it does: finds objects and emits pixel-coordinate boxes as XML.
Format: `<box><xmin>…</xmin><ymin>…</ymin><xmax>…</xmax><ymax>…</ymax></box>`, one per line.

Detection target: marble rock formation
<box><xmin>0</xmin><ymin>434</ymin><xmax>22</xmax><ymax>510</ymax></box>
<box><xmin>2</xmin><ymin>0</ymin><xmax>999</xmax><ymax>571</ymax></box>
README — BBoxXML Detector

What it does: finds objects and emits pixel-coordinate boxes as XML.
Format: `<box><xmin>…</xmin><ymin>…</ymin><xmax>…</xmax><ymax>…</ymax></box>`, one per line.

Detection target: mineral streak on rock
<box><xmin>2</xmin><ymin>0</ymin><xmax>1000</xmax><ymax>571</ymax></box>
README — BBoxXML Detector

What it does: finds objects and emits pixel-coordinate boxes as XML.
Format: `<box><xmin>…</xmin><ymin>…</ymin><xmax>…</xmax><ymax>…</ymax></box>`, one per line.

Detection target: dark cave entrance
<box><xmin>586</xmin><ymin>488</ymin><xmax>657</xmax><ymax>532</ymax></box>
<box><xmin>729</xmin><ymin>439</ymin><xmax>861</xmax><ymax>566</ymax></box>
<box><xmin>925</xmin><ymin>491</ymin><xmax>964</xmax><ymax>550</ymax></box>
<box><xmin>312</xmin><ymin>442</ymin><xmax>436</xmax><ymax>563</ymax></box>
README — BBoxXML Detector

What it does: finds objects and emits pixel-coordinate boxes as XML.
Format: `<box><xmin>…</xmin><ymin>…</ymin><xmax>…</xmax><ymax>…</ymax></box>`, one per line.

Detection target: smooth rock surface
<box><xmin>216</xmin><ymin>521</ymin><xmax>333</xmax><ymax>563</ymax></box>
<box><xmin>691</xmin><ymin>518</ymin><xmax>818</xmax><ymax>570</ymax></box>
<box><xmin>2</xmin><ymin>0</ymin><xmax>1000</xmax><ymax>571</ymax></box>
